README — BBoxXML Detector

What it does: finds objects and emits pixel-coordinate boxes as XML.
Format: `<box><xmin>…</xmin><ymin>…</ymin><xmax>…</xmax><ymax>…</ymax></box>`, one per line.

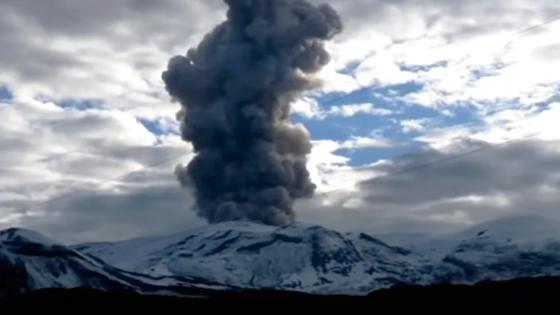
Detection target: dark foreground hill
<box><xmin>1</xmin><ymin>276</ymin><xmax>558</xmax><ymax>309</ymax></box>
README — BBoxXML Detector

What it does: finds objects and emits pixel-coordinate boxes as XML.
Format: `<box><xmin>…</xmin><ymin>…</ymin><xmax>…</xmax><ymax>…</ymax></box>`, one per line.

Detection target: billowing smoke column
<box><xmin>162</xmin><ymin>0</ymin><xmax>342</xmax><ymax>226</ymax></box>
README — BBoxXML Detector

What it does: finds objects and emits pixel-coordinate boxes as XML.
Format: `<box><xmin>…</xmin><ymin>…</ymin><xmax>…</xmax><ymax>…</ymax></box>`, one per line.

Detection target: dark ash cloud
<box><xmin>163</xmin><ymin>0</ymin><xmax>343</xmax><ymax>226</ymax></box>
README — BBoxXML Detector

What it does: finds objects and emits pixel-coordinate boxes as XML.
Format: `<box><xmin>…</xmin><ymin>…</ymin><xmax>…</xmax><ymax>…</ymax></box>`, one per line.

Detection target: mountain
<box><xmin>377</xmin><ymin>216</ymin><xmax>560</xmax><ymax>284</ymax></box>
<box><xmin>74</xmin><ymin>222</ymin><xmax>431</xmax><ymax>294</ymax></box>
<box><xmin>432</xmin><ymin>216</ymin><xmax>560</xmax><ymax>283</ymax></box>
<box><xmin>2</xmin><ymin>215</ymin><xmax>560</xmax><ymax>297</ymax></box>
<box><xmin>0</xmin><ymin>228</ymin><xmax>232</xmax><ymax>297</ymax></box>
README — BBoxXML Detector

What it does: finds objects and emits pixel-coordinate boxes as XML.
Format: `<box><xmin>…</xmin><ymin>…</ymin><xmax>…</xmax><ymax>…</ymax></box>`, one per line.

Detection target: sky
<box><xmin>0</xmin><ymin>0</ymin><xmax>559</xmax><ymax>244</ymax></box>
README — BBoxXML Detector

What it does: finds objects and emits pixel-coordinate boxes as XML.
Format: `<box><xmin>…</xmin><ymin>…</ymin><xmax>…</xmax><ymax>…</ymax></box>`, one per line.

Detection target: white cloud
<box><xmin>306</xmin><ymin>136</ymin><xmax>390</xmax><ymax>194</ymax></box>
<box><xmin>0</xmin><ymin>95</ymin><xmax>193</xmax><ymax>241</ymax></box>
<box><xmin>401</xmin><ymin>119</ymin><xmax>428</xmax><ymax>133</ymax></box>
<box><xmin>339</xmin><ymin>136</ymin><xmax>392</xmax><ymax>149</ymax></box>
<box><xmin>291</xmin><ymin>97</ymin><xmax>323</xmax><ymax>119</ymax></box>
<box><xmin>328</xmin><ymin>103</ymin><xmax>393</xmax><ymax>117</ymax></box>
<box><xmin>354</xmin><ymin>52</ymin><xmax>417</xmax><ymax>87</ymax></box>
<box><xmin>415</xmin><ymin>102</ymin><xmax>560</xmax><ymax>151</ymax></box>
<box><xmin>298</xmin><ymin>97</ymin><xmax>560</xmax><ymax>235</ymax></box>
<box><xmin>399</xmin><ymin>17</ymin><xmax>560</xmax><ymax>108</ymax></box>
<box><xmin>0</xmin><ymin>0</ymin><xmax>557</xmax><ymax>113</ymax></box>
<box><xmin>0</xmin><ymin>0</ymin><xmax>225</xmax><ymax>120</ymax></box>
<box><xmin>299</xmin><ymin>138</ymin><xmax>560</xmax><ymax>235</ymax></box>
<box><xmin>292</xmin><ymin>99</ymin><xmax>392</xmax><ymax>119</ymax></box>
<box><xmin>306</xmin><ymin>0</ymin><xmax>560</xmax><ymax>111</ymax></box>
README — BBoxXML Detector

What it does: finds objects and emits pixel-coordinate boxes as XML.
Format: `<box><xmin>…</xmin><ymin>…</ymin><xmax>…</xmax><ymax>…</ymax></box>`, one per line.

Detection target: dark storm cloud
<box><xmin>360</xmin><ymin>140</ymin><xmax>560</xmax><ymax>206</ymax></box>
<box><xmin>0</xmin><ymin>0</ymin><xmax>224</xmax><ymax>84</ymax></box>
<box><xmin>0</xmin><ymin>0</ymin><xmax>215</xmax><ymax>38</ymax></box>
<box><xmin>163</xmin><ymin>0</ymin><xmax>342</xmax><ymax>226</ymax></box>
<box><xmin>310</xmin><ymin>0</ymin><xmax>560</xmax><ymax>44</ymax></box>
<box><xmin>30</xmin><ymin>184</ymin><xmax>203</xmax><ymax>244</ymax></box>
<box><xmin>0</xmin><ymin>15</ymin><xmax>84</xmax><ymax>81</ymax></box>
<box><xmin>297</xmin><ymin>139</ymin><xmax>560</xmax><ymax>234</ymax></box>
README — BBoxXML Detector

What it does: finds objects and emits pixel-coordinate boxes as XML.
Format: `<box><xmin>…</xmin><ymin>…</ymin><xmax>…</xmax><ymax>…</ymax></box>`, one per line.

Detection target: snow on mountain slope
<box><xmin>436</xmin><ymin>235</ymin><xmax>560</xmax><ymax>284</ymax></box>
<box><xmin>76</xmin><ymin>216</ymin><xmax>560</xmax><ymax>294</ymax></box>
<box><xmin>370</xmin><ymin>216</ymin><xmax>560</xmax><ymax>284</ymax></box>
<box><xmin>4</xmin><ymin>215</ymin><xmax>559</xmax><ymax>296</ymax></box>
<box><xmin>432</xmin><ymin>216</ymin><xmax>560</xmax><ymax>284</ymax></box>
<box><xmin>0</xmin><ymin>228</ymin><xmax>231</xmax><ymax>297</ymax></box>
<box><xmin>0</xmin><ymin>228</ymin><xmax>57</xmax><ymax>246</ymax></box>
<box><xmin>73</xmin><ymin>222</ymin><xmax>278</xmax><ymax>272</ymax></box>
<box><xmin>76</xmin><ymin>222</ymin><xmax>431</xmax><ymax>294</ymax></box>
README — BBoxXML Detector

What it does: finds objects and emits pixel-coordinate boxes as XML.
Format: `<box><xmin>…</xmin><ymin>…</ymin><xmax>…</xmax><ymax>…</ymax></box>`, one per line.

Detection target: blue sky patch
<box><xmin>470</xmin><ymin>61</ymin><xmax>508</xmax><ymax>80</ymax></box>
<box><xmin>400</xmin><ymin>61</ymin><xmax>448</xmax><ymax>72</ymax></box>
<box><xmin>0</xmin><ymin>85</ymin><xmax>13</xmax><ymax>102</ymax></box>
<box><xmin>140</xmin><ymin>118</ymin><xmax>178</xmax><ymax>136</ymax></box>
<box><xmin>442</xmin><ymin>105</ymin><xmax>483</xmax><ymax>125</ymax></box>
<box><xmin>294</xmin><ymin>81</ymin><xmax>499</xmax><ymax>166</ymax></box>
<box><xmin>315</xmin><ymin>87</ymin><xmax>374</xmax><ymax>108</ymax></box>
<box><xmin>296</xmin><ymin>83</ymin><xmax>430</xmax><ymax>140</ymax></box>
<box><xmin>339</xmin><ymin>60</ymin><xmax>363</xmax><ymax>76</ymax></box>
<box><xmin>58</xmin><ymin>98</ymin><xmax>105</xmax><ymax>110</ymax></box>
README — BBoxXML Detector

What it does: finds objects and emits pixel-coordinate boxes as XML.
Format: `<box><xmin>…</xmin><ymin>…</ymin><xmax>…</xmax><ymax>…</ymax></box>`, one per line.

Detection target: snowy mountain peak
<box><xmin>76</xmin><ymin>221</ymin><xmax>427</xmax><ymax>294</ymax></box>
<box><xmin>0</xmin><ymin>227</ymin><xmax>233</xmax><ymax>297</ymax></box>
<box><xmin>2</xmin><ymin>215</ymin><xmax>560</xmax><ymax>296</ymax></box>
<box><xmin>0</xmin><ymin>228</ymin><xmax>56</xmax><ymax>246</ymax></box>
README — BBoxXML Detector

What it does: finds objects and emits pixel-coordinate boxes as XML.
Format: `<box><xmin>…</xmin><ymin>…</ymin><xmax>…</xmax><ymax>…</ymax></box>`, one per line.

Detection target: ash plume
<box><xmin>162</xmin><ymin>0</ymin><xmax>342</xmax><ymax>226</ymax></box>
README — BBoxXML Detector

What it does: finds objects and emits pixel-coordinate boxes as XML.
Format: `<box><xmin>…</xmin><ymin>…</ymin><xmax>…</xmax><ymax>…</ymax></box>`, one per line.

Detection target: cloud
<box><xmin>292</xmin><ymin>97</ymin><xmax>324</xmax><ymax>119</ymax></box>
<box><xmin>292</xmin><ymin>98</ymin><xmax>392</xmax><ymax>119</ymax></box>
<box><xmin>362</xmin><ymin>140</ymin><xmax>560</xmax><ymax>206</ymax></box>
<box><xmin>297</xmin><ymin>100</ymin><xmax>560</xmax><ymax>234</ymax></box>
<box><xmin>416</xmin><ymin>102</ymin><xmax>560</xmax><ymax>149</ymax></box>
<box><xmin>0</xmin><ymin>96</ymin><xmax>194</xmax><ymax>242</ymax></box>
<box><xmin>0</xmin><ymin>0</ymin><xmax>225</xmax><ymax>119</ymax></box>
<box><xmin>366</xmin><ymin>139</ymin><xmax>560</xmax><ymax>222</ymax></box>
<box><xmin>0</xmin><ymin>0</ymin><xmax>558</xmax><ymax>116</ymax></box>
<box><xmin>306</xmin><ymin>138</ymin><xmax>388</xmax><ymax>193</ymax></box>
<box><xmin>3</xmin><ymin>97</ymin><xmax>559</xmax><ymax>241</ymax></box>
<box><xmin>328</xmin><ymin>103</ymin><xmax>393</xmax><ymax>117</ymax></box>
<box><xmin>26</xmin><ymin>182</ymin><xmax>202</xmax><ymax>244</ymax></box>
<box><xmin>401</xmin><ymin>119</ymin><xmax>428</xmax><ymax>133</ymax></box>
<box><xmin>0</xmin><ymin>0</ymin><xmax>559</xmax><ymax>242</ymax></box>
<box><xmin>305</xmin><ymin>0</ymin><xmax>560</xmax><ymax>112</ymax></box>
<box><xmin>299</xmin><ymin>138</ymin><xmax>560</xmax><ymax>234</ymax></box>
<box><xmin>339</xmin><ymin>136</ymin><xmax>392</xmax><ymax>150</ymax></box>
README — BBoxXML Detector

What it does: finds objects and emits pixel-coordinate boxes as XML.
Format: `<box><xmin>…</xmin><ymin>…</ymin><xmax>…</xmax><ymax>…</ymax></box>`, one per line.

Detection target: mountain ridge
<box><xmin>2</xmin><ymin>215</ymin><xmax>560</xmax><ymax>296</ymax></box>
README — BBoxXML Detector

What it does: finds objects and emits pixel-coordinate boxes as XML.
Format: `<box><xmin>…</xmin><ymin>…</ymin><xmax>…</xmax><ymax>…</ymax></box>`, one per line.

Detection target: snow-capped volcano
<box><xmin>2</xmin><ymin>215</ymin><xmax>560</xmax><ymax>296</ymax></box>
<box><xmin>0</xmin><ymin>228</ymin><xmax>232</xmax><ymax>297</ymax></box>
<box><xmin>74</xmin><ymin>222</ymin><xmax>431</xmax><ymax>294</ymax></box>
